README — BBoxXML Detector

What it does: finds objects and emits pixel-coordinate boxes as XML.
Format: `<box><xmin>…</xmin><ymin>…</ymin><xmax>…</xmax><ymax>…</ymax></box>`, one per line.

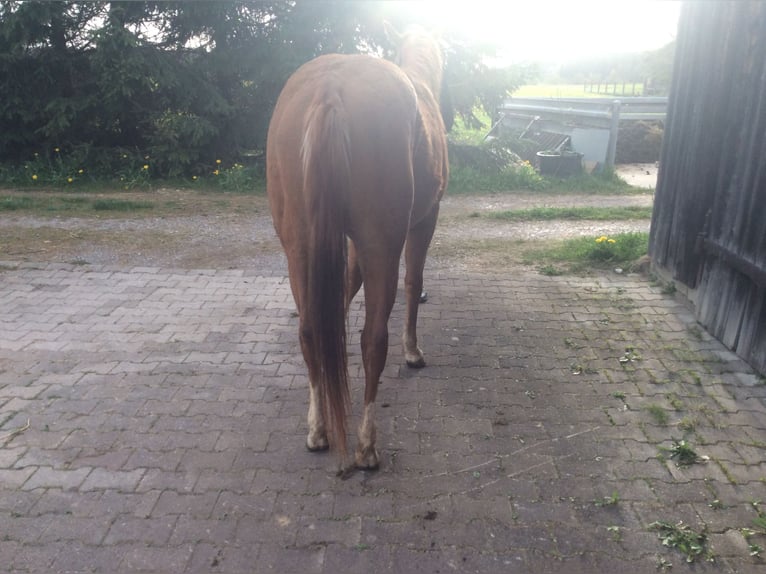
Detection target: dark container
<box><xmin>536</xmin><ymin>151</ymin><xmax>583</xmax><ymax>177</ymax></box>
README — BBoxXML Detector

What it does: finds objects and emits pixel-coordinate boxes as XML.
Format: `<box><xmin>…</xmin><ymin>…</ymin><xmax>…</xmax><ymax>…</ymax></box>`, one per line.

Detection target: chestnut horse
<box><xmin>266</xmin><ymin>28</ymin><xmax>448</xmax><ymax>471</ymax></box>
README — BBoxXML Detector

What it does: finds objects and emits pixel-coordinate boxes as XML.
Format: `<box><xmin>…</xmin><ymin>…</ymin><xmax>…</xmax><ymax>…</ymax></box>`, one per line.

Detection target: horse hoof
<box><xmin>406</xmin><ymin>355</ymin><xmax>426</xmax><ymax>369</ymax></box>
<box><xmin>355</xmin><ymin>447</ymin><xmax>380</xmax><ymax>470</ymax></box>
<box><xmin>306</xmin><ymin>436</ymin><xmax>330</xmax><ymax>452</ymax></box>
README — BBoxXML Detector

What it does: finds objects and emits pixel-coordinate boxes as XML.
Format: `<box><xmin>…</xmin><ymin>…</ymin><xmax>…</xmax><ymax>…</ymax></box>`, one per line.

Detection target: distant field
<box><xmin>513</xmin><ymin>84</ymin><xmax>645</xmax><ymax>98</ymax></box>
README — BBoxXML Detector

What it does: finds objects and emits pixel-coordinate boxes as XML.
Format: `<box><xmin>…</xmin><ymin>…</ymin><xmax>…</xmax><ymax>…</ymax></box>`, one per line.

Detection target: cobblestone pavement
<box><xmin>1</xmin><ymin>259</ymin><xmax>765</xmax><ymax>573</ymax></box>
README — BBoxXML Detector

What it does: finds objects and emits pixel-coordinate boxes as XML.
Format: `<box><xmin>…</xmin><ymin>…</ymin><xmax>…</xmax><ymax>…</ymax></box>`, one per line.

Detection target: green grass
<box><xmin>542</xmin><ymin>169</ymin><xmax>642</xmax><ymax>194</ymax></box>
<box><xmin>448</xmin><ymin>164</ymin><xmax>547</xmax><ymax>193</ymax></box>
<box><xmin>0</xmin><ymin>194</ymin><xmax>154</xmax><ymax>213</ymax></box>
<box><xmin>0</xmin><ymin>146</ymin><xmax>266</xmax><ymax>194</ymax></box>
<box><xmin>647</xmin><ymin>404</ymin><xmax>669</xmax><ymax>425</ymax></box>
<box><xmin>485</xmin><ymin>206</ymin><xmax>652</xmax><ymax>221</ymax></box>
<box><xmin>523</xmin><ymin>232</ymin><xmax>649</xmax><ymax>274</ymax></box>
<box><xmin>594</xmin><ymin>491</ymin><xmax>620</xmax><ymax>507</ymax></box>
<box><xmin>448</xmin><ymin>165</ymin><xmax>644</xmax><ymax>195</ymax></box>
<box><xmin>92</xmin><ymin>199</ymin><xmax>153</xmax><ymax>211</ymax></box>
<box><xmin>0</xmin><ymin>196</ymin><xmax>37</xmax><ymax>210</ymax></box>
<box><xmin>450</xmin><ymin>108</ymin><xmax>494</xmax><ymax>146</ymax></box>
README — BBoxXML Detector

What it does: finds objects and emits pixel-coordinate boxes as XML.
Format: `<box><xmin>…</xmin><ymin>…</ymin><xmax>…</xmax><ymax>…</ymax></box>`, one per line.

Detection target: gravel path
<box><xmin>0</xmin><ymin>192</ymin><xmax>653</xmax><ymax>268</ymax></box>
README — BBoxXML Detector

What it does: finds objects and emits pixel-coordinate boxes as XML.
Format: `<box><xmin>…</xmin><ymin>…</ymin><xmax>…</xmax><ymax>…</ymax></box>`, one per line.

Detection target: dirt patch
<box><xmin>614</xmin><ymin>163</ymin><xmax>658</xmax><ymax>189</ymax></box>
<box><xmin>0</xmin><ymin>187</ymin><xmax>652</xmax><ymax>270</ymax></box>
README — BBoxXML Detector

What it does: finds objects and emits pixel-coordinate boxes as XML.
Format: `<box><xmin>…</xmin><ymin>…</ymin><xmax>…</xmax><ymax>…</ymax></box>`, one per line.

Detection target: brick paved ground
<box><xmin>1</xmin><ymin>260</ymin><xmax>765</xmax><ymax>573</ymax></box>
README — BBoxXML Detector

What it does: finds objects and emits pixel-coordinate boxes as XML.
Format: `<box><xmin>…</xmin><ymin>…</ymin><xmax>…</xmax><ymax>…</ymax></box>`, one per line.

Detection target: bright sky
<box><xmin>396</xmin><ymin>0</ymin><xmax>682</xmax><ymax>64</ymax></box>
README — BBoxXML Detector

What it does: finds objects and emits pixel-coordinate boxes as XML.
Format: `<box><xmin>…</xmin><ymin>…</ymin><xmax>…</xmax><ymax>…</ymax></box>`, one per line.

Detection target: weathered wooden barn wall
<box><xmin>650</xmin><ymin>1</ymin><xmax>766</xmax><ymax>374</ymax></box>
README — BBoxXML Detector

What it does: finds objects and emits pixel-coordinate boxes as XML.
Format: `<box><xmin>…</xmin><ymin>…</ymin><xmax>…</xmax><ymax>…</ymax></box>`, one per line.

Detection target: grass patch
<box><xmin>448</xmin><ymin>164</ymin><xmax>547</xmax><ymax>193</ymax></box>
<box><xmin>647</xmin><ymin>404</ymin><xmax>669</xmax><ymax>425</ymax></box>
<box><xmin>92</xmin><ymin>199</ymin><xmax>154</xmax><ymax>211</ymax></box>
<box><xmin>594</xmin><ymin>491</ymin><xmax>620</xmax><ymax>507</ymax></box>
<box><xmin>677</xmin><ymin>416</ymin><xmax>697</xmax><ymax>432</ymax></box>
<box><xmin>523</xmin><ymin>232</ymin><xmax>649</xmax><ymax>274</ymax></box>
<box><xmin>1</xmin><ymin>195</ymin><xmax>91</xmax><ymax>212</ymax></box>
<box><xmin>0</xmin><ymin>193</ymin><xmax>154</xmax><ymax>213</ymax></box>
<box><xmin>448</xmin><ymin>164</ymin><xmax>644</xmax><ymax>195</ymax></box>
<box><xmin>1</xmin><ymin>196</ymin><xmax>38</xmax><ymax>210</ymax></box>
<box><xmin>538</xmin><ymin>264</ymin><xmax>565</xmax><ymax>276</ymax></box>
<box><xmin>543</xmin><ymin>168</ymin><xmax>641</xmax><ymax>194</ymax></box>
<box><xmin>485</xmin><ymin>206</ymin><xmax>652</xmax><ymax>221</ymax></box>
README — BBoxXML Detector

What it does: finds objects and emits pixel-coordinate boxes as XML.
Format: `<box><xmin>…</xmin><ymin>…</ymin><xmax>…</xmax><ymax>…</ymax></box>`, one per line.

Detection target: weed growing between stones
<box><xmin>648</xmin><ymin>520</ymin><xmax>712</xmax><ymax>563</ymax></box>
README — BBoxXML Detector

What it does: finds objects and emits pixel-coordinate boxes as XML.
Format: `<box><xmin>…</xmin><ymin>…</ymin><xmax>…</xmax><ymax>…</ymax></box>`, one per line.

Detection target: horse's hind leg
<box><xmin>355</xmin><ymin>251</ymin><xmax>401</xmax><ymax>469</ymax></box>
<box><xmin>346</xmin><ymin>240</ymin><xmax>363</xmax><ymax>309</ymax></box>
<box><xmin>285</xmin><ymin>251</ymin><xmax>330</xmax><ymax>452</ymax></box>
<box><xmin>403</xmin><ymin>205</ymin><xmax>440</xmax><ymax>368</ymax></box>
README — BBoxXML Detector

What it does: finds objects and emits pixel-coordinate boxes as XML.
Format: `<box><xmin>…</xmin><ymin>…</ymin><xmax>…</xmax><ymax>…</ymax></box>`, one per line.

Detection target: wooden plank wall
<box><xmin>650</xmin><ymin>1</ymin><xmax>766</xmax><ymax>374</ymax></box>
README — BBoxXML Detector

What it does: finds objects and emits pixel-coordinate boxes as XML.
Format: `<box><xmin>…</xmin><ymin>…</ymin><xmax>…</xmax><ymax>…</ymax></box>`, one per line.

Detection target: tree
<box><xmin>0</xmin><ymin>1</ymin><xmax>524</xmax><ymax>176</ymax></box>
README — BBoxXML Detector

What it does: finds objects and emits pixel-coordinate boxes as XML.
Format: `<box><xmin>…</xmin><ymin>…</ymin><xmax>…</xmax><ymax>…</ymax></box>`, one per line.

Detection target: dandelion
<box><xmin>607</xmin><ymin>238</ymin><xmax>616</xmax><ymax>244</ymax></box>
<box><xmin>192</xmin><ymin>175</ymin><xmax>198</xmax><ymax>181</ymax></box>
<box><xmin>213</xmin><ymin>169</ymin><xmax>220</xmax><ymax>176</ymax></box>
<box><xmin>596</xmin><ymin>236</ymin><xmax>608</xmax><ymax>243</ymax></box>
<box><xmin>216</xmin><ymin>159</ymin><xmax>222</xmax><ymax>165</ymax></box>
<box><xmin>54</xmin><ymin>147</ymin><xmax>60</xmax><ymax>153</ymax></box>
<box><xmin>142</xmin><ymin>164</ymin><xmax>149</xmax><ymax>171</ymax></box>
<box><xmin>78</xmin><ymin>169</ymin><xmax>84</xmax><ymax>174</ymax></box>
<box><xmin>67</xmin><ymin>177</ymin><xmax>73</xmax><ymax>183</ymax></box>
<box><xmin>32</xmin><ymin>174</ymin><xmax>38</xmax><ymax>181</ymax></box>
<box><xmin>122</xmin><ymin>154</ymin><xmax>128</xmax><ymax>159</ymax></box>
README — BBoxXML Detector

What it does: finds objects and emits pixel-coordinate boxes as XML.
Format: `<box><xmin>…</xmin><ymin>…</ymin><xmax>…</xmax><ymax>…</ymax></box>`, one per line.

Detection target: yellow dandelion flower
<box><xmin>142</xmin><ymin>164</ymin><xmax>149</xmax><ymax>170</ymax></box>
<box><xmin>607</xmin><ymin>239</ymin><xmax>616</xmax><ymax>244</ymax></box>
<box><xmin>595</xmin><ymin>236</ymin><xmax>607</xmax><ymax>243</ymax></box>
<box><xmin>54</xmin><ymin>147</ymin><xmax>60</xmax><ymax>153</ymax></box>
<box><xmin>32</xmin><ymin>174</ymin><xmax>38</xmax><ymax>180</ymax></box>
<box><xmin>192</xmin><ymin>175</ymin><xmax>198</xmax><ymax>181</ymax></box>
<box><xmin>213</xmin><ymin>169</ymin><xmax>220</xmax><ymax>176</ymax></box>
<box><xmin>67</xmin><ymin>177</ymin><xmax>73</xmax><ymax>183</ymax></box>
<box><xmin>78</xmin><ymin>169</ymin><xmax>84</xmax><ymax>174</ymax></box>
<box><xmin>216</xmin><ymin>159</ymin><xmax>222</xmax><ymax>164</ymax></box>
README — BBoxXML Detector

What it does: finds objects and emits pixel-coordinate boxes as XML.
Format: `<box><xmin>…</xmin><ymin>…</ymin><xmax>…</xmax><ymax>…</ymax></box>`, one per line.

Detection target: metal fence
<box><xmin>497</xmin><ymin>97</ymin><xmax>667</xmax><ymax>168</ymax></box>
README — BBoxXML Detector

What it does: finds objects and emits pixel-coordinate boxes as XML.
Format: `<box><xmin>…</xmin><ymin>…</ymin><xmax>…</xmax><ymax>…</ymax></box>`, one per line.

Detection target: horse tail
<box><xmin>300</xmin><ymin>86</ymin><xmax>351</xmax><ymax>458</ymax></box>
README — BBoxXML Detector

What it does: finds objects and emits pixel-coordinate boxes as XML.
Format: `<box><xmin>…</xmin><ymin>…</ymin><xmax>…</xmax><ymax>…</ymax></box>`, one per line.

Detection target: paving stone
<box><xmin>104</xmin><ymin>515</ymin><xmax>178</xmax><ymax>545</ymax></box>
<box><xmin>1</xmin><ymin>262</ymin><xmax>765</xmax><ymax>572</ymax></box>
<box><xmin>80</xmin><ymin>467</ymin><xmax>145</xmax><ymax>491</ymax></box>
<box><xmin>20</xmin><ymin>466</ymin><xmax>91</xmax><ymax>491</ymax></box>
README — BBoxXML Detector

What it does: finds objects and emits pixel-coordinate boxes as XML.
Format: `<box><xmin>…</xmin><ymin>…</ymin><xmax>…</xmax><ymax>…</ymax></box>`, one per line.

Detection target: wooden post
<box><xmin>606</xmin><ymin>100</ymin><xmax>621</xmax><ymax>168</ymax></box>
